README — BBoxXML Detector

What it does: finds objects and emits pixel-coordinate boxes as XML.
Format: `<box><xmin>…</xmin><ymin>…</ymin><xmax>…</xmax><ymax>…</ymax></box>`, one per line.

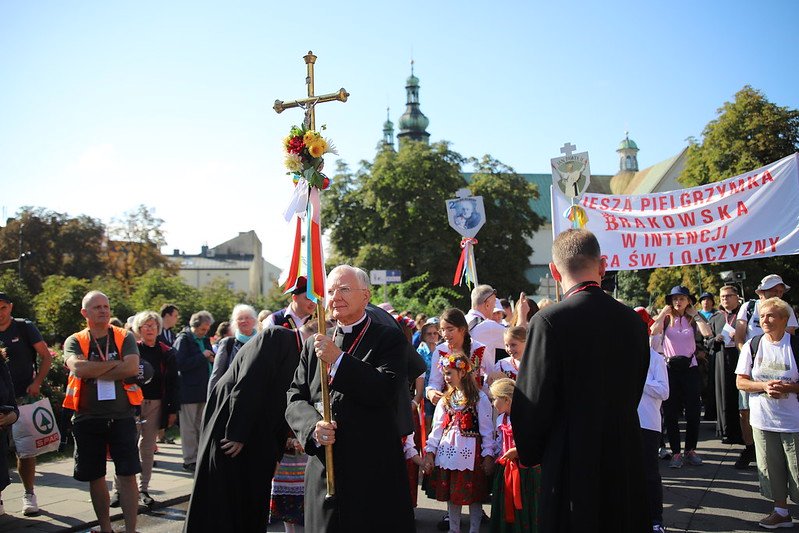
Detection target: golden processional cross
<box><xmin>273</xmin><ymin>50</ymin><xmax>349</xmax><ymax>503</ymax></box>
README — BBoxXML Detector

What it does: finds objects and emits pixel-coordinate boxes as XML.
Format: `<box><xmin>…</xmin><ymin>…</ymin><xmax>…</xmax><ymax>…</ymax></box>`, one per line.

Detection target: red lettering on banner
<box><xmin>718</xmin><ymin>245</ymin><xmax>727</xmax><ymax>260</ymax></box>
<box><xmin>663</xmin><ymin>216</ymin><xmax>675</xmax><ymax>228</ymax></box>
<box><xmin>746</xmin><ymin>175</ymin><xmax>760</xmax><ymax>189</ymax></box>
<box><xmin>677</xmin><ymin>212</ymin><xmax>696</xmax><ymax>226</ymax></box>
<box><xmin>769</xmin><ymin>237</ymin><xmax>779</xmax><ymax>252</ymax></box>
<box><xmin>603</xmin><ymin>214</ymin><xmax>618</xmax><ymax>230</ymax></box>
<box><xmin>641</xmin><ymin>253</ymin><xmax>656</xmax><ymax>267</ymax></box>
<box><xmin>762</xmin><ymin>170</ymin><xmax>774</xmax><ymax>184</ymax></box>
<box><xmin>700</xmin><ymin>209</ymin><xmax>713</xmax><ymax>223</ymax></box>
<box><xmin>737</xmin><ymin>201</ymin><xmax>749</xmax><ymax>216</ymax></box>
<box><xmin>647</xmin><ymin>217</ymin><xmax>661</xmax><ymax>229</ymax></box>
<box><xmin>742</xmin><ymin>241</ymin><xmax>753</xmax><ymax>256</ymax></box>
<box><xmin>717</xmin><ymin>205</ymin><xmax>732</xmax><ymax>220</ymax></box>
<box><xmin>705</xmin><ymin>247</ymin><xmax>716</xmax><ymax>261</ymax></box>
<box><xmin>730</xmin><ymin>179</ymin><xmax>743</xmax><ymax>195</ymax></box>
<box><xmin>621</xmin><ymin>234</ymin><xmax>637</xmax><ymax>247</ymax></box>
<box><xmin>640</xmin><ymin>198</ymin><xmax>651</xmax><ymax>211</ymax></box>
<box><xmin>754</xmin><ymin>240</ymin><xmax>766</xmax><ymax>255</ymax></box>
<box><xmin>692</xmin><ymin>190</ymin><xmax>704</xmax><ymax>204</ymax></box>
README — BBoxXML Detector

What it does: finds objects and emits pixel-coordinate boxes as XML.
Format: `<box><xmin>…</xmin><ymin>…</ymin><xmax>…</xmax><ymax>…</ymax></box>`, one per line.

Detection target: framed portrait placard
<box><xmin>446</xmin><ymin>191</ymin><xmax>486</xmax><ymax>239</ymax></box>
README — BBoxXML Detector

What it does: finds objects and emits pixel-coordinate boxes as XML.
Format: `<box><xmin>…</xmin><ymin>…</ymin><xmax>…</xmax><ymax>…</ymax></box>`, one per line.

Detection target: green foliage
<box><xmin>197</xmin><ymin>278</ymin><xmax>246</xmax><ymax>327</ymax></box>
<box><xmin>323</xmin><ymin>141</ymin><xmax>542</xmax><ymax>294</ymax></box>
<box><xmin>680</xmin><ymin>86</ymin><xmax>799</xmax><ymax>187</ymax></box>
<box><xmin>647</xmin><ymin>265</ymin><xmax>719</xmax><ymax>310</ymax></box>
<box><xmin>41</xmin><ymin>346</ymin><xmax>67</xmax><ymax>425</ymax></box>
<box><xmin>616</xmin><ymin>270</ymin><xmax>652</xmax><ymax>308</ymax></box>
<box><xmin>32</xmin><ymin>276</ymin><xmax>91</xmax><ymax>341</ymax></box>
<box><xmin>467</xmin><ymin>155</ymin><xmax>544</xmax><ymax>297</ymax></box>
<box><xmin>376</xmin><ymin>273</ymin><xmax>461</xmax><ymax>317</ymax></box>
<box><xmin>0</xmin><ymin>269</ymin><xmax>36</xmax><ymax>320</ymax></box>
<box><xmin>258</xmin><ymin>281</ymin><xmax>292</xmax><ymax>314</ymax></box>
<box><xmin>129</xmin><ymin>269</ymin><xmax>200</xmax><ymax>327</ymax></box>
<box><xmin>91</xmin><ymin>276</ymin><xmax>135</xmax><ymax>323</ymax></box>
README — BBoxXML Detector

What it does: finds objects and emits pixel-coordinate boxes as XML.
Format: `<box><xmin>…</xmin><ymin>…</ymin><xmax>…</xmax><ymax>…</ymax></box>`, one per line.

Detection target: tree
<box><xmin>680</xmin><ymin>86</ymin><xmax>799</xmax><ymax>188</ymax></box>
<box><xmin>379</xmin><ymin>272</ymin><xmax>460</xmax><ymax>317</ymax></box>
<box><xmin>647</xmin><ymin>265</ymin><xmax>719</xmax><ymax>310</ymax></box>
<box><xmin>197</xmin><ymin>278</ymin><xmax>245</xmax><ymax>329</ymax></box>
<box><xmin>107</xmin><ymin>205</ymin><xmax>176</xmax><ymax>291</ymax></box>
<box><xmin>0</xmin><ymin>269</ymin><xmax>36</xmax><ymax>321</ymax></box>
<box><xmin>129</xmin><ymin>269</ymin><xmax>200</xmax><ymax>328</ymax></box>
<box><xmin>0</xmin><ymin>208</ymin><xmax>106</xmax><ymax>293</ymax></box>
<box><xmin>32</xmin><ymin>275</ymin><xmax>91</xmax><ymax>342</ymax></box>
<box><xmin>615</xmin><ymin>270</ymin><xmax>652</xmax><ymax>308</ymax></box>
<box><xmin>467</xmin><ymin>155</ymin><xmax>544</xmax><ymax>297</ymax></box>
<box><xmin>323</xmin><ymin>141</ymin><xmax>542</xmax><ymax>299</ymax></box>
<box><xmin>91</xmin><ymin>275</ymin><xmax>135</xmax><ymax>323</ymax></box>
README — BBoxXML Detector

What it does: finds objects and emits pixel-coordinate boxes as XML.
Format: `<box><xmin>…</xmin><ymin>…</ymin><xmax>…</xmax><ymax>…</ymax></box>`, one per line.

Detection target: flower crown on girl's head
<box><xmin>396</xmin><ymin>315</ymin><xmax>416</xmax><ymax>331</ymax></box>
<box><xmin>439</xmin><ymin>353</ymin><xmax>471</xmax><ymax>373</ymax></box>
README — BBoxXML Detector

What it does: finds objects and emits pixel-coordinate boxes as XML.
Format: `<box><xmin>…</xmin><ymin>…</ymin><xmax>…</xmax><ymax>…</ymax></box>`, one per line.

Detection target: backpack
<box><xmin>744</xmin><ymin>299</ymin><xmax>759</xmax><ymax>328</ymax></box>
<box><xmin>749</xmin><ymin>333</ymin><xmax>799</xmax><ymax>368</ymax></box>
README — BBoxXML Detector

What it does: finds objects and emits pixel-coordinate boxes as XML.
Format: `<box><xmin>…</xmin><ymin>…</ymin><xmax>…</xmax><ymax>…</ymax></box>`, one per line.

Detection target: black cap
<box><xmin>0</xmin><ymin>293</ymin><xmax>11</xmax><ymax>304</ymax></box>
<box><xmin>698</xmin><ymin>292</ymin><xmax>714</xmax><ymax>303</ymax></box>
<box><xmin>291</xmin><ymin>276</ymin><xmax>308</xmax><ymax>295</ymax></box>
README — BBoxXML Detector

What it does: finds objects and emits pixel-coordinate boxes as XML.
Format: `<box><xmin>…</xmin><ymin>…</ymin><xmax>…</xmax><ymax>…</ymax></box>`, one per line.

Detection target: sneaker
<box><xmin>109</xmin><ymin>492</ymin><xmax>120</xmax><ymax>508</ymax></box>
<box><xmin>22</xmin><ymin>493</ymin><xmax>39</xmax><ymax>516</ymax></box>
<box><xmin>659</xmin><ymin>447</ymin><xmax>673</xmax><ymax>460</ymax></box>
<box><xmin>758</xmin><ymin>511</ymin><xmax>793</xmax><ymax>529</ymax></box>
<box><xmin>669</xmin><ymin>453</ymin><xmax>683</xmax><ymax>469</ymax></box>
<box><xmin>685</xmin><ymin>450</ymin><xmax>703</xmax><ymax>466</ymax></box>
<box><xmin>140</xmin><ymin>491</ymin><xmax>155</xmax><ymax>506</ymax></box>
<box><xmin>436</xmin><ymin>512</ymin><xmax>449</xmax><ymax>531</ymax></box>
<box><xmin>182</xmin><ymin>462</ymin><xmax>196</xmax><ymax>472</ymax></box>
<box><xmin>735</xmin><ymin>446</ymin><xmax>756</xmax><ymax>469</ymax></box>
<box><xmin>653</xmin><ymin>524</ymin><xmax>667</xmax><ymax>533</ymax></box>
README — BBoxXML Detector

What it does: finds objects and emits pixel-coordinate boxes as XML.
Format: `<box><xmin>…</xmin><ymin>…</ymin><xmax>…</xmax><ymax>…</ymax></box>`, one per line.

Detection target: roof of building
<box><xmin>618</xmin><ymin>136</ymin><xmax>639</xmax><ymax>151</ymax></box>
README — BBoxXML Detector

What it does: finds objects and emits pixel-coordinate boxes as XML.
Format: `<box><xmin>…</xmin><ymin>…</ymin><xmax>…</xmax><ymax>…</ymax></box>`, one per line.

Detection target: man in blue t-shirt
<box><xmin>0</xmin><ymin>292</ymin><xmax>53</xmax><ymax>516</ymax></box>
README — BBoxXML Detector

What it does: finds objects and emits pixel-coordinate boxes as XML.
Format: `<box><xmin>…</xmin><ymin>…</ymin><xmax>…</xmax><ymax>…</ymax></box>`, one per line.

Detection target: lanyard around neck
<box><xmin>91</xmin><ymin>331</ymin><xmax>111</xmax><ymax>362</ymax></box>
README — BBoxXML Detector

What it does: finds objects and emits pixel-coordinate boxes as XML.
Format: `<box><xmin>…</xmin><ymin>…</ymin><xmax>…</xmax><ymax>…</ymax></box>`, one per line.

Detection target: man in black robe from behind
<box><xmin>286</xmin><ymin>265</ymin><xmax>415</xmax><ymax>532</ymax></box>
<box><xmin>512</xmin><ymin>229</ymin><xmax>651</xmax><ymax>532</ymax></box>
<box><xmin>184</xmin><ymin>326</ymin><xmax>301</xmax><ymax>532</ymax></box>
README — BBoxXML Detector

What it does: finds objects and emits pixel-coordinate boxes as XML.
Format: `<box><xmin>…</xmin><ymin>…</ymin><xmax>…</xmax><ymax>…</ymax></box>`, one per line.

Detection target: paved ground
<box><xmin>0</xmin><ymin>421</ymin><xmax>784</xmax><ymax>532</ymax></box>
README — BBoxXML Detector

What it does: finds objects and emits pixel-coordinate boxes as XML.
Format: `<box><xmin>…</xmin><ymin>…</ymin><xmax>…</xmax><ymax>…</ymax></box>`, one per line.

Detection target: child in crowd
<box><xmin>423</xmin><ymin>351</ymin><xmax>494</xmax><ymax>533</ymax></box>
<box><xmin>489</xmin><ymin>378</ymin><xmax>539</xmax><ymax>533</ymax></box>
<box><xmin>492</xmin><ymin>326</ymin><xmax>526</xmax><ymax>382</ymax></box>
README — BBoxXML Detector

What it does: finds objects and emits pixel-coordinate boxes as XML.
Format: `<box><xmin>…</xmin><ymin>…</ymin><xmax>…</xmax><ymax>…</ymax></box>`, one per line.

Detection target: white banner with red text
<box><xmin>551</xmin><ymin>153</ymin><xmax>799</xmax><ymax>270</ymax></box>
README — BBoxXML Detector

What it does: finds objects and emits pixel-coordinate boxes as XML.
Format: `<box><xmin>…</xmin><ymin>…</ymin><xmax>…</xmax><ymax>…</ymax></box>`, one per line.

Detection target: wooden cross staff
<box><xmin>274</xmin><ymin>51</ymin><xmax>349</xmax><ymax>503</ymax></box>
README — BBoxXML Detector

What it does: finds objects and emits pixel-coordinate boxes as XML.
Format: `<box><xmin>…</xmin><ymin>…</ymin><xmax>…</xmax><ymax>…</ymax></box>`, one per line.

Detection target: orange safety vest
<box><xmin>62</xmin><ymin>326</ymin><xmax>143</xmax><ymax>411</ymax></box>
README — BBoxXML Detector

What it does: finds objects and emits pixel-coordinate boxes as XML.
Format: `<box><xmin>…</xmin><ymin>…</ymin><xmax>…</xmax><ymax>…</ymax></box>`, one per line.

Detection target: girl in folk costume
<box><xmin>490</xmin><ymin>326</ymin><xmax>526</xmax><ymax>383</ymax></box>
<box><xmin>426</xmin><ymin>308</ymin><xmax>489</xmax><ymax>407</ymax></box>
<box><xmin>423</xmin><ymin>351</ymin><xmax>495</xmax><ymax>533</ymax></box>
<box><xmin>489</xmin><ymin>378</ymin><xmax>540</xmax><ymax>533</ymax></box>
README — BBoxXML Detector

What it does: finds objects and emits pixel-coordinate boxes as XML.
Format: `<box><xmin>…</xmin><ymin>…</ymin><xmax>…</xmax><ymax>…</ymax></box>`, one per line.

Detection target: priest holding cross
<box><xmin>280</xmin><ymin>53</ymin><xmax>415</xmax><ymax>532</ymax></box>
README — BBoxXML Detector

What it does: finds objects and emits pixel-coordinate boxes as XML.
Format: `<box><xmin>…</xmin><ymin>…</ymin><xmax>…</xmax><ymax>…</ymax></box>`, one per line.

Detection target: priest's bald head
<box><xmin>549</xmin><ymin>229</ymin><xmax>606</xmax><ymax>288</ymax></box>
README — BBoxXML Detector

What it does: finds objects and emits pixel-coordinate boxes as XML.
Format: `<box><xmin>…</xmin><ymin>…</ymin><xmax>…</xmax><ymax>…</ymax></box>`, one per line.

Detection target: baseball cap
<box><xmin>291</xmin><ymin>276</ymin><xmax>308</xmax><ymax>295</ymax></box>
<box><xmin>0</xmin><ymin>293</ymin><xmax>11</xmax><ymax>304</ymax></box>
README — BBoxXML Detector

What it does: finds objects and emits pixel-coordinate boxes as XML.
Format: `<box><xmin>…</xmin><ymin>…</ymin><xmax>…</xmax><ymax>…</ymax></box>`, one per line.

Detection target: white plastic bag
<box><xmin>12</xmin><ymin>397</ymin><xmax>61</xmax><ymax>458</ymax></box>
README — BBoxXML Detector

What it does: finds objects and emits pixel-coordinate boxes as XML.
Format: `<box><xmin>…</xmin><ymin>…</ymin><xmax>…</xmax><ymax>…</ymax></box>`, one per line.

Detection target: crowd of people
<box><xmin>0</xmin><ymin>229</ymin><xmax>797</xmax><ymax>532</ymax></box>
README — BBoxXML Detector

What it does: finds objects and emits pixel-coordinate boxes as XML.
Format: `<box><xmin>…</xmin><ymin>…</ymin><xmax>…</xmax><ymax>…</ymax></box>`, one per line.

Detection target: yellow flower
<box><xmin>303</xmin><ymin>131</ymin><xmax>318</xmax><ymax>145</ymax></box>
<box><xmin>308</xmin><ymin>141</ymin><xmax>326</xmax><ymax>158</ymax></box>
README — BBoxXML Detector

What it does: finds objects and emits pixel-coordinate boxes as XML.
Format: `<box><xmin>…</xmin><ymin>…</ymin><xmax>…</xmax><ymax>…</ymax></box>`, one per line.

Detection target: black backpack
<box><xmin>749</xmin><ymin>333</ymin><xmax>799</xmax><ymax>368</ymax></box>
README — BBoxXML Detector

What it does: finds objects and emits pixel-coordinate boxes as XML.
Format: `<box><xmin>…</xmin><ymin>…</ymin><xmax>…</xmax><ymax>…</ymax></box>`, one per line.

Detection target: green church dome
<box><xmin>618</xmin><ymin>136</ymin><xmax>638</xmax><ymax>151</ymax></box>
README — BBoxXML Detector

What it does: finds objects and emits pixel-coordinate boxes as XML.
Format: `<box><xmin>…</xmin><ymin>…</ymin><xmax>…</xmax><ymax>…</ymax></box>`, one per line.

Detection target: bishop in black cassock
<box><xmin>184</xmin><ymin>327</ymin><xmax>301</xmax><ymax>532</ymax></box>
<box><xmin>286</xmin><ymin>265</ymin><xmax>415</xmax><ymax>532</ymax></box>
<box><xmin>512</xmin><ymin>229</ymin><xmax>651</xmax><ymax>532</ymax></box>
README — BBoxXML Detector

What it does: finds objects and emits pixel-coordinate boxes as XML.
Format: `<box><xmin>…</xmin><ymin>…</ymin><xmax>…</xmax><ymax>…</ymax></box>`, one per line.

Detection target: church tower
<box><xmin>616</xmin><ymin>132</ymin><xmax>639</xmax><ymax>172</ymax></box>
<box><xmin>397</xmin><ymin>61</ymin><xmax>430</xmax><ymax>148</ymax></box>
<box><xmin>381</xmin><ymin>107</ymin><xmax>395</xmax><ymax>151</ymax></box>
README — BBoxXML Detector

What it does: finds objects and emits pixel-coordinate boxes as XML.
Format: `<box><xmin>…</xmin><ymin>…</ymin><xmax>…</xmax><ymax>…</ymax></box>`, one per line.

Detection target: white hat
<box><xmin>756</xmin><ymin>274</ymin><xmax>791</xmax><ymax>294</ymax></box>
<box><xmin>493</xmin><ymin>298</ymin><xmax>505</xmax><ymax>316</ymax></box>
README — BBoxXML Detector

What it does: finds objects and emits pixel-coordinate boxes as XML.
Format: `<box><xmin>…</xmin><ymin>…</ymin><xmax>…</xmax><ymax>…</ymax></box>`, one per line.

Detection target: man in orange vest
<box><xmin>63</xmin><ymin>291</ymin><xmax>142</xmax><ymax>533</ymax></box>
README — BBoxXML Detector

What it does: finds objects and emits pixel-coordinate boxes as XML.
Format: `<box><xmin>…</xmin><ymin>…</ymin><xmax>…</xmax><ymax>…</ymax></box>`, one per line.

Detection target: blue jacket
<box><xmin>174</xmin><ymin>328</ymin><xmax>212</xmax><ymax>404</ymax></box>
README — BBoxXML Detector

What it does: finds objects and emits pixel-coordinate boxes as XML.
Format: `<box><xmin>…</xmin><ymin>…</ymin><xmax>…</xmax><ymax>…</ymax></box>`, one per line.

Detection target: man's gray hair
<box><xmin>189</xmin><ymin>310</ymin><xmax>214</xmax><ymax>328</ymax></box>
<box><xmin>82</xmin><ymin>290</ymin><xmax>108</xmax><ymax>310</ymax></box>
<box><xmin>230</xmin><ymin>304</ymin><xmax>257</xmax><ymax>334</ymax></box>
<box><xmin>329</xmin><ymin>265</ymin><xmax>370</xmax><ymax>289</ymax></box>
<box><xmin>471</xmin><ymin>285</ymin><xmax>495</xmax><ymax>308</ymax></box>
<box><xmin>132</xmin><ymin>310</ymin><xmax>162</xmax><ymax>335</ymax></box>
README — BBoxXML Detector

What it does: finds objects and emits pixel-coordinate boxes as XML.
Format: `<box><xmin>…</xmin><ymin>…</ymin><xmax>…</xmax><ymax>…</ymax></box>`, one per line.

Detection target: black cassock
<box><xmin>184</xmin><ymin>327</ymin><xmax>301</xmax><ymax>533</ymax></box>
<box><xmin>285</xmin><ymin>318</ymin><xmax>415</xmax><ymax>533</ymax></box>
<box><xmin>512</xmin><ymin>282</ymin><xmax>650</xmax><ymax>532</ymax></box>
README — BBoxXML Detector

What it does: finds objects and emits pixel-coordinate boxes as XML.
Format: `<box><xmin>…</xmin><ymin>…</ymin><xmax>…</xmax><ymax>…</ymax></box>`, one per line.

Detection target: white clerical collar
<box><xmin>337</xmin><ymin>313</ymin><xmax>368</xmax><ymax>333</ymax></box>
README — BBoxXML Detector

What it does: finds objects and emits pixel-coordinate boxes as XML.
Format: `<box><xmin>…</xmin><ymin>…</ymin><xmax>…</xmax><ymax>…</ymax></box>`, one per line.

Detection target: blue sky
<box><xmin>1</xmin><ymin>1</ymin><xmax>797</xmax><ymax>270</ymax></box>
